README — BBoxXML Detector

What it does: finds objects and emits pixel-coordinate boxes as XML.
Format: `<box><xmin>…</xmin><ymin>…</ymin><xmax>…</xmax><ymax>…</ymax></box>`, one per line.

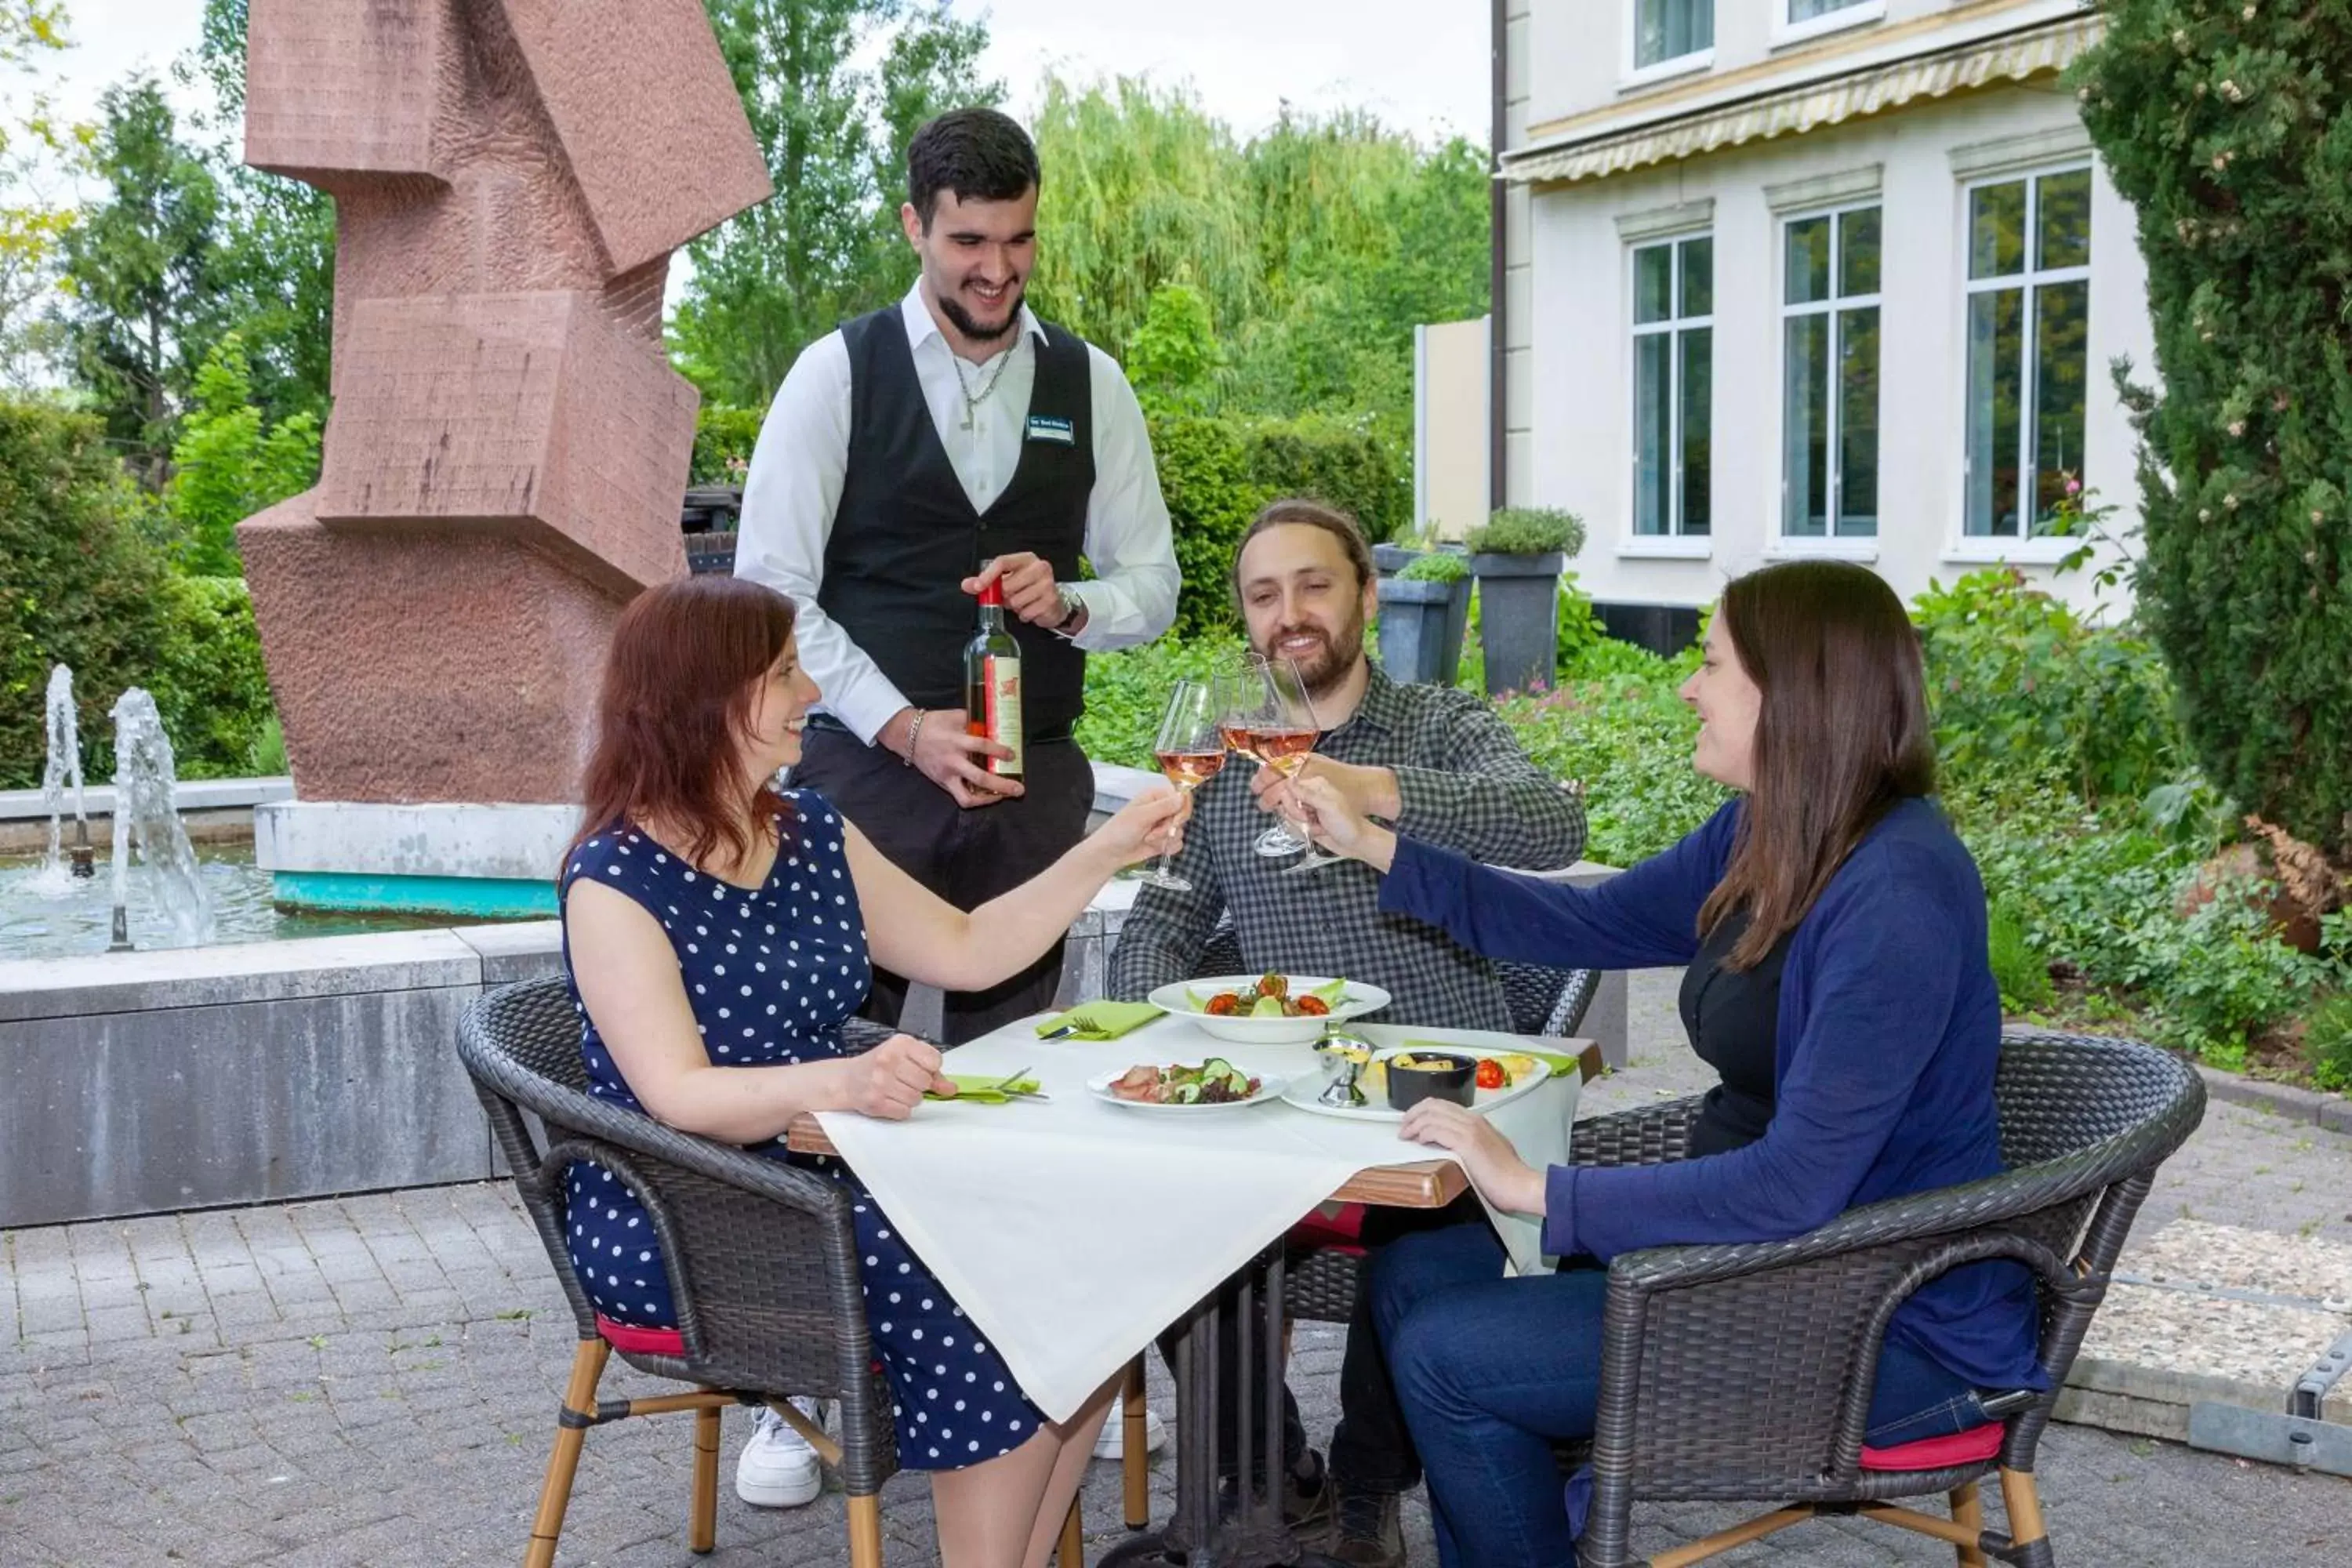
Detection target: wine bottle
<box><xmin>964</xmin><ymin>577</ymin><xmax>1024</xmax><ymax>778</ymax></box>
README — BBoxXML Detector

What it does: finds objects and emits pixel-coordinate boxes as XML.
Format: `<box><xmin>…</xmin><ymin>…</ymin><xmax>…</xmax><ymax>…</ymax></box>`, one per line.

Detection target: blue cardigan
<box><xmin>1381</xmin><ymin>796</ymin><xmax>2045</xmax><ymax>1392</ymax></box>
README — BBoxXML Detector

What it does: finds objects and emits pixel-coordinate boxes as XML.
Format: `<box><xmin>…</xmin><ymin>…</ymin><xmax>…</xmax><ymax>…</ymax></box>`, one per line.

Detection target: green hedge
<box><xmin>1497</xmin><ymin>678</ymin><xmax>1729</xmax><ymax>869</ymax></box>
<box><xmin>1</xmin><ymin>399</ymin><xmax>281</xmax><ymax>789</ymax></box>
<box><xmin>1148</xmin><ymin>412</ymin><xmax>1262</xmax><ymax>638</ymax></box>
<box><xmin>691</xmin><ymin>404</ymin><xmax>764</xmax><ymax>486</ymax></box>
<box><xmin>1913</xmin><ymin>568</ymin><xmax>2189</xmax><ymax>807</ymax></box>
<box><xmin>1148</xmin><ymin>408</ymin><xmax>1404</xmax><ymax>636</ymax></box>
<box><xmin>0</xmin><ymin>398</ymin><xmax>172</xmax><ymax>789</ymax></box>
<box><xmin>1238</xmin><ymin>413</ymin><xmax>1406</xmax><ymax>545</ymax></box>
<box><xmin>146</xmin><ymin>575</ymin><xmax>278</xmax><ymax>781</ymax></box>
<box><xmin>1073</xmin><ymin>637</ymin><xmax>1240</xmax><ymax>768</ymax></box>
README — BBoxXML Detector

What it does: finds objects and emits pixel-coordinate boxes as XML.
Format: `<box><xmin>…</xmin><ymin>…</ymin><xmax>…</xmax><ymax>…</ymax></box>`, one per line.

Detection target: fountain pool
<box><xmin>0</xmin><ymin>842</ymin><xmax>526</xmax><ymax>960</ymax></box>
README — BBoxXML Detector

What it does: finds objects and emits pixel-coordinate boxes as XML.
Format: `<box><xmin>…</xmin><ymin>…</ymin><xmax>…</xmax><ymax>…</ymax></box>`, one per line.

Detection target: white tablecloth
<box><xmin>815</xmin><ymin>1016</ymin><xmax>1579</xmax><ymax>1421</ymax></box>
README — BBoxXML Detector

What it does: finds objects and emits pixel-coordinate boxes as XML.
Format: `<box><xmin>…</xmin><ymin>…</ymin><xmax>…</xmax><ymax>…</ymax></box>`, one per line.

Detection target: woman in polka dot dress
<box><xmin>560</xmin><ymin>576</ymin><xmax>1187</xmax><ymax>1567</ymax></box>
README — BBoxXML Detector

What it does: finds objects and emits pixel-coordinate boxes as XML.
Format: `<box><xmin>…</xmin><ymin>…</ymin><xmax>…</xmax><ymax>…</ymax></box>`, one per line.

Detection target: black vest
<box><xmin>821</xmin><ymin>307</ymin><xmax>1094</xmax><ymax>736</ymax></box>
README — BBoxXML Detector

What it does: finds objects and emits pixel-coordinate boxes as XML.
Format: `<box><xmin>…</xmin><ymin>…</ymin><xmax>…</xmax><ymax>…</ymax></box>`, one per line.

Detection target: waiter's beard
<box><xmin>938</xmin><ymin>285</ymin><xmax>1022</xmax><ymax>345</ymax></box>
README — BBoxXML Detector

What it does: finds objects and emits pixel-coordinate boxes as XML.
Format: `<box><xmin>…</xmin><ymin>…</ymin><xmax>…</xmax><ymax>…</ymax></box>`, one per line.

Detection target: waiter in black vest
<box><xmin>736</xmin><ymin>107</ymin><xmax>1179</xmax><ymax>1047</ymax></box>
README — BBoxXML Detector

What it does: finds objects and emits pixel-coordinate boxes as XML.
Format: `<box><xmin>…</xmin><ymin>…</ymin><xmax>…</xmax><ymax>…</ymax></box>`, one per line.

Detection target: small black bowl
<box><xmin>1384</xmin><ymin>1051</ymin><xmax>1477</xmax><ymax>1113</ymax></box>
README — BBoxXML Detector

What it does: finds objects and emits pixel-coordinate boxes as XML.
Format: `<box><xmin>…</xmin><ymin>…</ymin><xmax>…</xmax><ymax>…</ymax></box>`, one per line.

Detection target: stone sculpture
<box><xmin>237</xmin><ymin>0</ymin><xmax>772</xmax><ymax>804</ymax></box>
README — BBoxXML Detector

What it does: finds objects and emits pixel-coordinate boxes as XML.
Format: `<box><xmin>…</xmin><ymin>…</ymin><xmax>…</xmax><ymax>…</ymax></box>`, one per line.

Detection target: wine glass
<box><xmin>1138</xmin><ymin>678</ymin><xmax>1225</xmax><ymax>891</ymax></box>
<box><xmin>1236</xmin><ymin>654</ymin><xmax>1330</xmax><ymax>864</ymax></box>
<box><xmin>1218</xmin><ymin>664</ymin><xmax>1265</xmax><ymax>783</ymax></box>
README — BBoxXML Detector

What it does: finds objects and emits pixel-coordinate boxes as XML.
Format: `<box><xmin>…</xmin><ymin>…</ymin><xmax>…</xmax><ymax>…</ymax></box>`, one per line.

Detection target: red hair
<box><xmin>572</xmin><ymin>575</ymin><xmax>798</xmax><ymax>871</ymax></box>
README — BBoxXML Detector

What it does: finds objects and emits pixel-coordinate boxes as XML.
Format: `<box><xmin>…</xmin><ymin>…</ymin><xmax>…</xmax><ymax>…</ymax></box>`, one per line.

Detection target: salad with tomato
<box><xmin>1192</xmin><ymin>972</ymin><xmax>1345</xmax><ymax>1019</ymax></box>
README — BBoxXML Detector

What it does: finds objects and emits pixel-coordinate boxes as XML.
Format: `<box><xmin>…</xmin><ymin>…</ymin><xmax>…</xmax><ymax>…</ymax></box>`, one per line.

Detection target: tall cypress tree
<box><xmin>2074</xmin><ymin>2</ymin><xmax>2352</xmax><ymax>858</ymax></box>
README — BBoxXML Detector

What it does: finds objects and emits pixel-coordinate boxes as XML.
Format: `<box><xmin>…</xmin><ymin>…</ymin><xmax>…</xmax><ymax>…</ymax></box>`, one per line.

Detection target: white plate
<box><xmin>1279</xmin><ymin>1048</ymin><xmax>1552</xmax><ymax>1123</ymax></box>
<box><xmin>1146</xmin><ymin>975</ymin><xmax>1392</xmax><ymax>1045</ymax></box>
<box><xmin>1086</xmin><ymin>1067</ymin><xmax>1289</xmax><ymax>1111</ymax></box>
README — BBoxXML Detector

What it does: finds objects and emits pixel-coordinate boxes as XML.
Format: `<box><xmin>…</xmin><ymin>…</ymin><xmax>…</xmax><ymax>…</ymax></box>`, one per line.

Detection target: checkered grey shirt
<box><xmin>1107</xmin><ymin>665</ymin><xmax>1587</xmax><ymax>1029</ymax></box>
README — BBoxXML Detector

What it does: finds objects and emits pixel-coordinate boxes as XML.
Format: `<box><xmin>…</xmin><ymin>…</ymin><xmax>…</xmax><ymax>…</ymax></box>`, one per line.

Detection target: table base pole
<box><xmin>1102</xmin><ymin>1245</ymin><xmax>1350</xmax><ymax>1568</ymax></box>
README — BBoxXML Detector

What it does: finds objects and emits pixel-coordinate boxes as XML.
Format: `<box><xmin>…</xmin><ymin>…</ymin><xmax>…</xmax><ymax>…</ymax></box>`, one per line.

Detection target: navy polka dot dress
<box><xmin>559</xmin><ymin>791</ymin><xmax>1043</xmax><ymax>1470</ymax></box>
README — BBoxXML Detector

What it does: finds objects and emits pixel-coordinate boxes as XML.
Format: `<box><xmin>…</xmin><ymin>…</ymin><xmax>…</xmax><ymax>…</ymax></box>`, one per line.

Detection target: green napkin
<box><xmin>1034</xmin><ymin>1000</ymin><xmax>1165</xmax><ymax>1040</ymax></box>
<box><xmin>929</xmin><ymin>1073</ymin><xmax>1042</xmax><ymax>1104</ymax></box>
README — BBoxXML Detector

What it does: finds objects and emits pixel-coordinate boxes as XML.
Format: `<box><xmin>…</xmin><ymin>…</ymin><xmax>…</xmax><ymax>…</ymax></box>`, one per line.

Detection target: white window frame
<box><xmin>1627</xmin><ymin>231</ymin><xmax>1714</xmax><ymax>546</ymax></box>
<box><xmin>1954</xmin><ymin>164</ymin><xmax>2094</xmax><ymax>553</ymax></box>
<box><xmin>1622</xmin><ymin>0</ymin><xmax>1715</xmax><ymax>90</ymax></box>
<box><xmin>1777</xmin><ymin>201</ymin><xmax>1883</xmax><ymax>544</ymax></box>
<box><xmin>1771</xmin><ymin>0</ymin><xmax>1886</xmax><ymax>50</ymax></box>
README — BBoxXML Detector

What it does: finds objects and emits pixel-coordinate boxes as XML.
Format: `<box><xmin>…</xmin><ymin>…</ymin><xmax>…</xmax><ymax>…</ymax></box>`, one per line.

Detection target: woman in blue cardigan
<box><xmin>1288</xmin><ymin>561</ymin><xmax>2044</xmax><ymax>1568</ymax></box>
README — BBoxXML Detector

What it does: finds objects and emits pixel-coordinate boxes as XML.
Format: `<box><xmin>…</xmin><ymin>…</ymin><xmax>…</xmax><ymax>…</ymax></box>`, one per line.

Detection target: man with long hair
<box><xmin>1109</xmin><ymin>499</ymin><xmax>1588</xmax><ymax>1566</ymax></box>
<box><xmin>731</xmin><ymin>105</ymin><xmax>1179</xmax><ymax>1506</ymax></box>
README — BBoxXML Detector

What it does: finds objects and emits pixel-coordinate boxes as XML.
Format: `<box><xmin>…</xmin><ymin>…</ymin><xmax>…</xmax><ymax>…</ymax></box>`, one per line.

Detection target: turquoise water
<box><xmin>0</xmin><ymin>842</ymin><xmax>512</xmax><ymax>960</ymax></box>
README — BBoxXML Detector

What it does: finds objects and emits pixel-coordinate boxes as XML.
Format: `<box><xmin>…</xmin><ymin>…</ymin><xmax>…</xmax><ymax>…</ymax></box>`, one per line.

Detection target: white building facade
<box><xmin>1496</xmin><ymin>0</ymin><xmax>2147</xmax><ymax>647</ymax></box>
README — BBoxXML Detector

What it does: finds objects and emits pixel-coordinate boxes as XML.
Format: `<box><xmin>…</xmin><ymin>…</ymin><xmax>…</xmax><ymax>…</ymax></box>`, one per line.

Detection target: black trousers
<box><xmin>789</xmin><ymin>726</ymin><xmax>1094</xmax><ymax>1046</ymax></box>
<box><xmin>1159</xmin><ymin>1193</ymin><xmax>1484</xmax><ymax>1494</ymax></box>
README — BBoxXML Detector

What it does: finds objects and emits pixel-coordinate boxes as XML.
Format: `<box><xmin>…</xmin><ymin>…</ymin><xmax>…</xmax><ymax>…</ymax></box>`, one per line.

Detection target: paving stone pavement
<box><xmin>2</xmin><ymin>973</ymin><xmax>2348</xmax><ymax>1567</ymax></box>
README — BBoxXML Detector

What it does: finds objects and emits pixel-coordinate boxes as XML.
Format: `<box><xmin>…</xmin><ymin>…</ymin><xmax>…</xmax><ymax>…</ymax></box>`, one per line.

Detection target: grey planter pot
<box><xmin>1372</xmin><ymin>542</ymin><xmax>1468</xmax><ymax>577</ymax></box>
<box><xmin>1471</xmin><ymin>551</ymin><xmax>1566</xmax><ymax>695</ymax></box>
<box><xmin>1375</xmin><ymin>575</ymin><xmax>1472</xmax><ymax>686</ymax></box>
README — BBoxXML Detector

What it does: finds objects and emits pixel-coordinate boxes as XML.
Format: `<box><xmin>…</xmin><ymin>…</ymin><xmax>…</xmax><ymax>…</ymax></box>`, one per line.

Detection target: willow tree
<box><xmin>1025</xmin><ymin>76</ymin><xmax>1262</xmax><ymax>367</ymax></box>
<box><xmin>1028</xmin><ymin>79</ymin><xmax>1489</xmax><ymax>439</ymax></box>
<box><xmin>2075</xmin><ymin>1</ymin><xmax>2352</xmax><ymax>859</ymax></box>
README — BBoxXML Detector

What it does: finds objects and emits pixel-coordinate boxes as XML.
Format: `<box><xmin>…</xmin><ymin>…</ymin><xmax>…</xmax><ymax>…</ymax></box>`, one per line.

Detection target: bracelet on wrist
<box><xmin>901</xmin><ymin>709</ymin><xmax>926</xmax><ymax>767</ymax></box>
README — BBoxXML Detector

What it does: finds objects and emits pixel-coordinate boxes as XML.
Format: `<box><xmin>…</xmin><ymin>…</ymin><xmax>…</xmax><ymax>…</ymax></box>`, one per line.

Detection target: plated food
<box><xmin>1110</xmin><ymin>1058</ymin><xmax>1261</xmax><ymax>1104</ymax></box>
<box><xmin>1087</xmin><ymin>1061</ymin><xmax>1285</xmax><ymax>1111</ymax></box>
<box><xmin>1290</xmin><ymin>1044</ymin><xmax>1553</xmax><ymax>1123</ymax></box>
<box><xmin>1146</xmin><ymin>973</ymin><xmax>1392</xmax><ymax>1044</ymax></box>
<box><xmin>1382</xmin><ymin>1050</ymin><xmax>1477</xmax><ymax>1112</ymax></box>
<box><xmin>1197</xmin><ymin>972</ymin><xmax>1337</xmax><ymax>1018</ymax></box>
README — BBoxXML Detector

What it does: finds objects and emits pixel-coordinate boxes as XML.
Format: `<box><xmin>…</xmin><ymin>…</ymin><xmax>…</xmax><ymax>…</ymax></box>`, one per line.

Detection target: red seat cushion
<box><xmin>597</xmin><ymin>1316</ymin><xmax>686</xmax><ymax>1357</ymax></box>
<box><xmin>1288</xmin><ymin>1202</ymin><xmax>1367</xmax><ymax>1251</ymax></box>
<box><xmin>1859</xmin><ymin>1421</ymin><xmax>2004</xmax><ymax>1472</ymax></box>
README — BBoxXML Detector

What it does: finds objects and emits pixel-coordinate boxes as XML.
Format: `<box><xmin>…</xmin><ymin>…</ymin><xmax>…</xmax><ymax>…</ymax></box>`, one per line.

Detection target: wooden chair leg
<box><xmin>689</xmin><ymin>1401</ymin><xmax>722</xmax><ymax>1554</ymax></box>
<box><xmin>848</xmin><ymin>1491</ymin><xmax>885</xmax><ymax>1568</ymax></box>
<box><xmin>1998</xmin><ymin>1468</ymin><xmax>2052</xmax><ymax>1568</ymax></box>
<box><xmin>1120</xmin><ymin>1357</ymin><xmax>1149</xmax><ymax>1530</ymax></box>
<box><xmin>1949</xmin><ymin>1481</ymin><xmax>1987</xmax><ymax>1567</ymax></box>
<box><xmin>525</xmin><ymin>1338</ymin><xmax>610</xmax><ymax>1568</ymax></box>
<box><xmin>1057</xmin><ymin>1495</ymin><xmax>1086</xmax><ymax>1566</ymax></box>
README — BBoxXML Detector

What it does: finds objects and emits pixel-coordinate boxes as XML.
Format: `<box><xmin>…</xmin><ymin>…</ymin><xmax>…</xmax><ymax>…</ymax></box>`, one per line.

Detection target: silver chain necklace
<box><xmin>952</xmin><ymin>348</ymin><xmax>1014</xmax><ymax>430</ymax></box>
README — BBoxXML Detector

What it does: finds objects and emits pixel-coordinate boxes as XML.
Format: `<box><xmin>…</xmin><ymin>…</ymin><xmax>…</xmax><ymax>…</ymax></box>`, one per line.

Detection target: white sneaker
<box><xmin>736</xmin><ymin>1399</ymin><xmax>824</xmax><ymax>1508</ymax></box>
<box><xmin>1092</xmin><ymin>1405</ymin><xmax>1168</xmax><ymax>1461</ymax></box>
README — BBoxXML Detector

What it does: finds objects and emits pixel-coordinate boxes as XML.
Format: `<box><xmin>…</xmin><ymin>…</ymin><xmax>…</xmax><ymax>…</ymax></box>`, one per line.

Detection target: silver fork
<box><xmin>1039</xmin><ymin>1010</ymin><xmax>1104</xmax><ymax>1041</ymax></box>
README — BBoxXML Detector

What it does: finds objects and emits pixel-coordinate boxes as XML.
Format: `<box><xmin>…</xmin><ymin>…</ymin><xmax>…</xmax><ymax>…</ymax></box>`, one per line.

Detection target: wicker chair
<box><xmin>457</xmin><ymin>977</ymin><xmax>1086</xmax><ymax>1568</ymax></box>
<box><xmin>1570</xmin><ymin>1029</ymin><xmax>2205</xmax><ymax>1568</ymax></box>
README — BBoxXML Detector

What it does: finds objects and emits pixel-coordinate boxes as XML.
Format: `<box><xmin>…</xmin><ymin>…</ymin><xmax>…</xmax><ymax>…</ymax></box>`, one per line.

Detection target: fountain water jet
<box><xmin>105</xmin><ymin>688</ymin><xmax>214</xmax><ymax>950</ymax></box>
<box><xmin>31</xmin><ymin>665</ymin><xmax>94</xmax><ymax>895</ymax></box>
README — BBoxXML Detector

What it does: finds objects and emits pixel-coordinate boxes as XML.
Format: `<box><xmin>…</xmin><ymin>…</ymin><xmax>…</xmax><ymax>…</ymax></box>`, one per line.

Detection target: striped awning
<box><xmin>1502</xmin><ymin>14</ymin><xmax>2103</xmax><ymax>187</ymax></box>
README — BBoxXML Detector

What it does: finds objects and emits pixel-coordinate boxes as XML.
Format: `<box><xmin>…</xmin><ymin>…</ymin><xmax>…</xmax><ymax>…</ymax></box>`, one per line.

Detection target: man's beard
<box><xmin>1255</xmin><ymin>608</ymin><xmax>1367</xmax><ymax>701</ymax></box>
<box><xmin>938</xmin><ymin>282</ymin><xmax>1022</xmax><ymax>344</ymax></box>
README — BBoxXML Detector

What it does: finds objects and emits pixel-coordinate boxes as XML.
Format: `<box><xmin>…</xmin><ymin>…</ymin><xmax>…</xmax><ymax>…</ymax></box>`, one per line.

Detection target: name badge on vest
<box><xmin>1025</xmin><ymin>415</ymin><xmax>1076</xmax><ymax>446</ymax></box>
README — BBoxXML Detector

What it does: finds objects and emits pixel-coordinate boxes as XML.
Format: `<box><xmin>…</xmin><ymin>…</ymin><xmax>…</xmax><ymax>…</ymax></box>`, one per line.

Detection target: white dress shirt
<box><xmin>735</xmin><ymin>284</ymin><xmax>1181</xmax><ymax>746</ymax></box>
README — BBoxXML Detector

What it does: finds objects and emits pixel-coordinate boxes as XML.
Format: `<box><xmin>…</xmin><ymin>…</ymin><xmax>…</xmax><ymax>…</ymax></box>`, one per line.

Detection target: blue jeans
<box><xmin>1372</xmin><ymin>1222</ymin><xmax>1990</xmax><ymax>1568</ymax></box>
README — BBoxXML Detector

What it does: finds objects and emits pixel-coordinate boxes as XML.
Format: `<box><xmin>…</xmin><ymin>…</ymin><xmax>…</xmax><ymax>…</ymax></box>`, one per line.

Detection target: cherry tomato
<box><xmin>1294</xmin><ymin>995</ymin><xmax>1330</xmax><ymax>1016</ymax></box>
<box><xmin>1205</xmin><ymin>993</ymin><xmax>1240</xmax><ymax>1016</ymax></box>
<box><xmin>1475</xmin><ymin>1058</ymin><xmax>1508</xmax><ymax>1091</ymax></box>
